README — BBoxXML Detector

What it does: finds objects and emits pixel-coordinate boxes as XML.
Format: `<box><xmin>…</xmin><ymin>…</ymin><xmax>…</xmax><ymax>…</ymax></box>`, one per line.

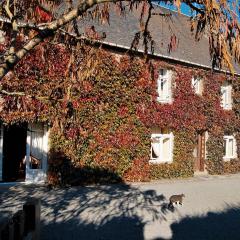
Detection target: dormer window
<box><xmin>192</xmin><ymin>76</ymin><xmax>203</xmax><ymax>95</ymax></box>
<box><xmin>157</xmin><ymin>69</ymin><xmax>172</xmax><ymax>103</ymax></box>
<box><xmin>221</xmin><ymin>83</ymin><xmax>232</xmax><ymax>110</ymax></box>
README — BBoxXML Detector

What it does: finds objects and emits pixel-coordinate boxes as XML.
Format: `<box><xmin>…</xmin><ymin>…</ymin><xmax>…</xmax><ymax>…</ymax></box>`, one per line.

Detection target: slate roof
<box><xmin>78</xmin><ymin>4</ymin><xmax>212</xmax><ymax>67</ymax></box>
<box><xmin>57</xmin><ymin>2</ymin><xmax>240</xmax><ymax>73</ymax></box>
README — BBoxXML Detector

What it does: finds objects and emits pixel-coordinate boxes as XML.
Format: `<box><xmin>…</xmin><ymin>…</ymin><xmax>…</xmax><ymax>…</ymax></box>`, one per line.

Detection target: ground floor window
<box><xmin>223</xmin><ymin>135</ymin><xmax>237</xmax><ymax>160</ymax></box>
<box><xmin>150</xmin><ymin>132</ymin><xmax>174</xmax><ymax>163</ymax></box>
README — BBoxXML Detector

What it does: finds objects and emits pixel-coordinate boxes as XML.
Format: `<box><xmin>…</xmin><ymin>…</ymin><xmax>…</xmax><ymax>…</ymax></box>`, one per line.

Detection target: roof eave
<box><xmin>99</xmin><ymin>40</ymin><xmax>240</xmax><ymax>76</ymax></box>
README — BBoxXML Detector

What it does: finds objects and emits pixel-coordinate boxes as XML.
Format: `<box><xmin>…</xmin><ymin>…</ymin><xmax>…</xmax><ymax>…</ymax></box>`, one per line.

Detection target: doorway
<box><xmin>0</xmin><ymin>122</ymin><xmax>48</xmax><ymax>183</ymax></box>
<box><xmin>25</xmin><ymin>123</ymin><xmax>49</xmax><ymax>183</ymax></box>
<box><xmin>2</xmin><ymin>123</ymin><xmax>27</xmax><ymax>181</ymax></box>
<box><xmin>194</xmin><ymin>131</ymin><xmax>206</xmax><ymax>172</ymax></box>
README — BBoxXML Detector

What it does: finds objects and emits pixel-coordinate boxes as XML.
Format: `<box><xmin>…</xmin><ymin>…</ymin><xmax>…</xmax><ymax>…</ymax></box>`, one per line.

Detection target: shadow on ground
<box><xmin>0</xmin><ymin>184</ymin><xmax>170</xmax><ymax>240</ymax></box>
<box><xmin>1</xmin><ymin>167</ymin><xmax>240</xmax><ymax>240</ymax></box>
<box><xmin>0</xmin><ymin>167</ymin><xmax>174</xmax><ymax>240</ymax></box>
<box><xmin>154</xmin><ymin>205</ymin><xmax>240</xmax><ymax>240</ymax></box>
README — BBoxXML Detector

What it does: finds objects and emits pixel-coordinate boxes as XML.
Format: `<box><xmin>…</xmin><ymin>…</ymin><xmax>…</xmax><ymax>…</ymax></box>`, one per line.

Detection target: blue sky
<box><xmin>158</xmin><ymin>2</ymin><xmax>196</xmax><ymax>16</ymax></box>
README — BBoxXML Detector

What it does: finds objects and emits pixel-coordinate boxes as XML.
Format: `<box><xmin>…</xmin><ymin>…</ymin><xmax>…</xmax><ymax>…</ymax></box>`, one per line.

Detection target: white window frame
<box><xmin>221</xmin><ymin>84</ymin><xmax>232</xmax><ymax>110</ymax></box>
<box><xmin>150</xmin><ymin>132</ymin><xmax>174</xmax><ymax>164</ymax></box>
<box><xmin>157</xmin><ymin>69</ymin><xmax>172</xmax><ymax>103</ymax></box>
<box><xmin>25</xmin><ymin>123</ymin><xmax>49</xmax><ymax>183</ymax></box>
<box><xmin>192</xmin><ymin>76</ymin><xmax>202</xmax><ymax>95</ymax></box>
<box><xmin>223</xmin><ymin>135</ymin><xmax>237</xmax><ymax>161</ymax></box>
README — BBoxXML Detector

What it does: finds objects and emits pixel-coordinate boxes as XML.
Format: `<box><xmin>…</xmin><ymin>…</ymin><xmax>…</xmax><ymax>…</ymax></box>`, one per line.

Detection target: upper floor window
<box><xmin>150</xmin><ymin>132</ymin><xmax>174</xmax><ymax>164</ymax></box>
<box><xmin>223</xmin><ymin>135</ymin><xmax>237</xmax><ymax>160</ymax></box>
<box><xmin>157</xmin><ymin>69</ymin><xmax>172</xmax><ymax>103</ymax></box>
<box><xmin>221</xmin><ymin>83</ymin><xmax>232</xmax><ymax>110</ymax></box>
<box><xmin>192</xmin><ymin>76</ymin><xmax>203</xmax><ymax>95</ymax></box>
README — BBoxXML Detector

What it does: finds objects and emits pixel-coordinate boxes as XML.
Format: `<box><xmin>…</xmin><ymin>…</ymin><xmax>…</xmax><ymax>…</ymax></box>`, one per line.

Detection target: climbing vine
<box><xmin>0</xmin><ymin>42</ymin><xmax>239</xmax><ymax>185</ymax></box>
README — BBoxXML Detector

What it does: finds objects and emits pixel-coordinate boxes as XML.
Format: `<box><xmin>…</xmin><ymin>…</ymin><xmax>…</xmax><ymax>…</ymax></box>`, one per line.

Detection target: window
<box><xmin>150</xmin><ymin>132</ymin><xmax>174</xmax><ymax>163</ymax></box>
<box><xmin>192</xmin><ymin>76</ymin><xmax>203</xmax><ymax>95</ymax></box>
<box><xmin>223</xmin><ymin>135</ymin><xmax>237</xmax><ymax>160</ymax></box>
<box><xmin>157</xmin><ymin>69</ymin><xmax>172</xmax><ymax>103</ymax></box>
<box><xmin>221</xmin><ymin>83</ymin><xmax>232</xmax><ymax>110</ymax></box>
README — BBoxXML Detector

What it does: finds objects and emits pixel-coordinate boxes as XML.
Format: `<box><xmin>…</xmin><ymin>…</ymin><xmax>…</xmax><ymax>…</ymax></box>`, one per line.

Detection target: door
<box><xmin>2</xmin><ymin>123</ymin><xmax>27</xmax><ymax>181</ymax></box>
<box><xmin>25</xmin><ymin>123</ymin><xmax>49</xmax><ymax>183</ymax></box>
<box><xmin>0</xmin><ymin>124</ymin><xmax>3</xmax><ymax>181</ymax></box>
<box><xmin>194</xmin><ymin>131</ymin><xmax>206</xmax><ymax>172</ymax></box>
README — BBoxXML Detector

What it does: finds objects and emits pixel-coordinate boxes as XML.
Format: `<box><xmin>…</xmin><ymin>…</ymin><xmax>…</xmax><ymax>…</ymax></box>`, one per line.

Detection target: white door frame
<box><xmin>0</xmin><ymin>124</ymin><xmax>3</xmax><ymax>181</ymax></box>
<box><xmin>25</xmin><ymin>123</ymin><xmax>49</xmax><ymax>183</ymax></box>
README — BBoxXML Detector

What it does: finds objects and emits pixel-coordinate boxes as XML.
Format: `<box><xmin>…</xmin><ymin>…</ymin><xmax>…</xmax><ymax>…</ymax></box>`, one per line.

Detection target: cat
<box><xmin>168</xmin><ymin>194</ymin><xmax>185</xmax><ymax>209</ymax></box>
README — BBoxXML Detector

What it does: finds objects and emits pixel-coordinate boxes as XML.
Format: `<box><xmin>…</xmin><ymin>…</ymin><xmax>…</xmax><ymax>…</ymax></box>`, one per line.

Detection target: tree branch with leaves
<box><xmin>0</xmin><ymin>0</ymin><xmax>240</xmax><ymax>84</ymax></box>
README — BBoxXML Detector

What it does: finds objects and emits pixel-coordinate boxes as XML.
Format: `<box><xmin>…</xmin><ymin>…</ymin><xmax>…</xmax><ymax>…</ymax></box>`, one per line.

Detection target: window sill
<box><xmin>149</xmin><ymin>159</ymin><xmax>173</xmax><ymax>164</ymax></box>
<box><xmin>156</xmin><ymin>97</ymin><xmax>173</xmax><ymax>104</ymax></box>
<box><xmin>221</xmin><ymin>106</ymin><xmax>232</xmax><ymax>110</ymax></box>
<box><xmin>223</xmin><ymin>156</ymin><xmax>237</xmax><ymax>162</ymax></box>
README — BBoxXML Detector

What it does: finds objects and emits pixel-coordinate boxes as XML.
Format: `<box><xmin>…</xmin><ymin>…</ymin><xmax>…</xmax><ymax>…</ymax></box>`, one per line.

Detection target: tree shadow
<box><xmin>0</xmin><ymin>165</ymin><xmax>175</xmax><ymax>240</ymax></box>
<box><xmin>154</xmin><ymin>204</ymin><xmax>240</xmax><ymax>240</ymax></box>
<box><xmin>42</xmin><ymin>214</ymin><xmax>146</xmax><ymax>240</ymax></box>
<box><xmin>47</xmin><ymin>150</ymin><xmax>124</xmax><ymax>186</ymax></box>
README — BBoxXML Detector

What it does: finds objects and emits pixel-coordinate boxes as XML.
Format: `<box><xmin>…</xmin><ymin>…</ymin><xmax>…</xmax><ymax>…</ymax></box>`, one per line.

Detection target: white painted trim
<box><xmin>0</xmin><ymin>124</ymin><xmax>3</xmax><ymax>181</ymax></box>
<box><xmin>42</xmin><ymin>125</ymin><xmax>49</xmax><ymax>173</ymax></box>
<box><xmin>221</xmin><ymin>84</ymin><xmax>232</xmax><ymax>110</ymax></box>
<box><xmin>223</xmin><ymin>135</ymin><xmax>237</xmax><ymax>161</ymax></box>
<box><xmin>192</xmin><ymin>76</ymin><xmax>203</xmax><ymax>95</ymax></box>
<box><xmin>25</xmin><ymin>123</ymin><xmax>49</xmax><ymax>183</ymax></box>
<box><xmin>26</xmin><ymin>125</ymin><xmax>31</xmax><ymax>172</ymax></box>
<box><xmin>157</xmin><ymin>69</ymin><xmax>173</xmax><ymax>103</ymax></box>
<box><xmin>150</xmin><ymin>132</ymin><xmax>174</xmax><ymax>164</ymax></box>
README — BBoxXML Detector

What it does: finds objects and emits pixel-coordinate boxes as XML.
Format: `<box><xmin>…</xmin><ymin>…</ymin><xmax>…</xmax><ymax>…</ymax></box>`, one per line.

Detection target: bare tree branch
<box><xmin>4</xmin><ymin>0</ymin><xmax>13</xmax><ymax>20</ymax></box>
<box><xmin>0</xmin><ymin>89</ymin><xmax>50</xmax><ymax>100</ymax></box>
<box><xmin>4</xmin><ymin>0</ymin><xmax>18</xmax><ymax>59</ymax></box>
<box><xmin>0</xmin><ymin>16</ymin><xmax>43</xmax><ymax>30</ymax></box>
<box><xmin>0</xmin><ymin>0</ymin><xmax>128</xmax><ymax>81</ymax></box>
<box><xmin>0</xmin><ymin>88</ymin><xmax>69</xmax><ymax>101</ymax></box>
<box><xmin>1</xmin><ymin>89</ymin><xmax>25</xmax><ymax>96</ymax></box>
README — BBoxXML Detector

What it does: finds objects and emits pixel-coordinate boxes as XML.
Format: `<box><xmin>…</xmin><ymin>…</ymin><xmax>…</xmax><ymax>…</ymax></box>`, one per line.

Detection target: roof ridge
<box><xmin>151</xmin><ymin>2</ymin><xmax>193</xmax><ymax>18</ymax></box>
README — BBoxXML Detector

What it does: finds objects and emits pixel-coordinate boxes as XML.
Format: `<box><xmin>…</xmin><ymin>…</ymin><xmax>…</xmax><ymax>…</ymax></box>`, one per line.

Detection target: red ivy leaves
<box><xmin>35</xmin><ymin>6</ymin><xmax>52</xmax><ymax>22</ymax></box>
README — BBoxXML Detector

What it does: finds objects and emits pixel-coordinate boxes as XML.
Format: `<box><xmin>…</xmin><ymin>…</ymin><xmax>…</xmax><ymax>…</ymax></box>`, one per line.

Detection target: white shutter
<box><xmin>162</xmin><ymin>137</ymin><xmax>171</xmax><ymax>160</ymax></box>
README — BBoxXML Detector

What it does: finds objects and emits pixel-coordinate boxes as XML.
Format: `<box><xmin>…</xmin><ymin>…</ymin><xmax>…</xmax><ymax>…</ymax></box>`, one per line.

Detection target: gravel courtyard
<box><xmin>1</xmin><ymin>174</ymin><xmax>240</xmax><ymax>240</ymax></box>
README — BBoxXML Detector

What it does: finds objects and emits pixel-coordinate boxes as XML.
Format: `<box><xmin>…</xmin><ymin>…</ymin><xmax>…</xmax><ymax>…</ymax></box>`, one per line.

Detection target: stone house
<box><xmin>0</xmin><ymin>4</ymin><xmax>239</xmax><ymax>184</ymax></box>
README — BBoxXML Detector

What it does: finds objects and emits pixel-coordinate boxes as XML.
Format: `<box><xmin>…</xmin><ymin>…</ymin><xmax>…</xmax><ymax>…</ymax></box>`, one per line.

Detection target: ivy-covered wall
<box><xmin>0</xmin><ymin>43</ymin><xmax>240</xmax><ymax>185</ymax></box>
